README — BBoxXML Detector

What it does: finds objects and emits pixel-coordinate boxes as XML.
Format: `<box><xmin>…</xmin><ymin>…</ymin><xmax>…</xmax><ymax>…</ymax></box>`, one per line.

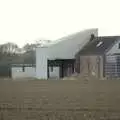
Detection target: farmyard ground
<box><xmin>0</xmin><ymin>79</ymin><xmax>120</xmax><ymax>119</ymax></box>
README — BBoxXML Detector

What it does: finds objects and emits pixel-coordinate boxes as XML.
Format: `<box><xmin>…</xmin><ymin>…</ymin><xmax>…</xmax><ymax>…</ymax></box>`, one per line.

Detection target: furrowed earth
<box><xmin>0</xmin><ymin>79</ymin><xmax>120</xmax><ymax>119</ymax></box>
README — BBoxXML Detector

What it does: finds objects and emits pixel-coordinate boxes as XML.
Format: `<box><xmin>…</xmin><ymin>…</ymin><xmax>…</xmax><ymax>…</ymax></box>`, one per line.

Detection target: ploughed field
<box><xmin>0</xmin><ymin>79</ymin><xmax>120</xmax><ymax>119</ymax></box>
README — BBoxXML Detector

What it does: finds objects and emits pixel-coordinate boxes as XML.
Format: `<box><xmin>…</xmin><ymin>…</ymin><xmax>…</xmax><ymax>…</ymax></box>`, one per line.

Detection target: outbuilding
<box><xmin>36</xmin><ymin>28</ymin><xmax>98</xmax><ymax>79</ymax></box>
<box><xmin>75</xmin><ymin>36</ymin><xmax>120</xmax><ymax>79</ymax></box>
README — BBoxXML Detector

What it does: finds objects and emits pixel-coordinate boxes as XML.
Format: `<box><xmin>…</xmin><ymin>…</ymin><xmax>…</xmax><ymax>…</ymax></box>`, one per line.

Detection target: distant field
<box><xmin>0</xmin><ymin>79</ymin><xmax>120</xmax><ymax>119</ymax></box>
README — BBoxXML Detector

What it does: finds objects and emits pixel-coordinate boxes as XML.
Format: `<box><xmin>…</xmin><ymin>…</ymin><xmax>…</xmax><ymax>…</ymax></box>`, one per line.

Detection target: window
<box><xmin>118</xmin><ymin>43</ymin><xmax>120</xmax><ymax>49</ymax></box>
<box><xmin>50</xmin><ymin>66</ymin><xmax>53</xmax><ymax>72</ymax></box>
<box><xmin>96</xmin><ymin>41</ymin><xmax>103</xmax><ymax>47</ymax></box>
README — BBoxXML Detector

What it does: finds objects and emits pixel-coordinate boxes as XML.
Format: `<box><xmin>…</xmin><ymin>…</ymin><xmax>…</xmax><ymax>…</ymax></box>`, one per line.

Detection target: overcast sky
<box><xmin>0</xmin><ymin>0</ymin><xmax>120</xmax><ymax>47</ymax></box>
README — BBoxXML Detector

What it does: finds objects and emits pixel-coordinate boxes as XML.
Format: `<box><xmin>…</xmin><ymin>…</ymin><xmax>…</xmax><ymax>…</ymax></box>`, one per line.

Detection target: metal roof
<box><xmin>78</xmin><ymin>36</ymin><xmax>120</xmax><ymax>55</ymax></box>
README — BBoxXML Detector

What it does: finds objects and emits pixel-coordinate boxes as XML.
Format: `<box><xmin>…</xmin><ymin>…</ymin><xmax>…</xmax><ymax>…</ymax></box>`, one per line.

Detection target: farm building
<box><xmin>36</xmin><ymin>28</ymin><xmax>98</xmax><ymax>79</ymax></box>
<box><xmin>11</xmin><ymin>64</ymin><xmax>36</xmax><ymax>79</ymax></box>
<box><xmin>76</xmin><ymin>36</ymin><xmax>120</xmax><ymax>79</ymax></box>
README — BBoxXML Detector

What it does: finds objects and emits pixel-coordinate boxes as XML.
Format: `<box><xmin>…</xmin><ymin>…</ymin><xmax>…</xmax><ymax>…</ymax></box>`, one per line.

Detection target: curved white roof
<box><xmin>37</xmin><ymin>28</ymin><xmax>98</xmax><ymax>59</ymax></box>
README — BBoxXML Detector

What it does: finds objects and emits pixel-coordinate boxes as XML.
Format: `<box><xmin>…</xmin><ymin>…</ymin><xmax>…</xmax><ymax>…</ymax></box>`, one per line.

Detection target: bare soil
<box><xmin>0</xmin><ymin>79</ymin><xmax>120</xmax><ymax>119</ymax></box>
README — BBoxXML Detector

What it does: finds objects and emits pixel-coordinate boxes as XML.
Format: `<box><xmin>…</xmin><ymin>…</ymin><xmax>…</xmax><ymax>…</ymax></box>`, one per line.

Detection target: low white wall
<box><xmin>11</xmin><ymin>67</ymin><xmax>36</xmax><ymax>79</ymax></box>
<box><xmin>49</xmin><ymin>66</ymin><xmax>60</xmax><ymax>79</ymax></box>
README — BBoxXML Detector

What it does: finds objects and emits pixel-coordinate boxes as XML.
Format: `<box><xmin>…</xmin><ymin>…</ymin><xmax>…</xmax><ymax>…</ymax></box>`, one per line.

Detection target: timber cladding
<box><xmin>79</xmin><ymin>55</ymin><xmax>103</xmax><ymax>78</ymax></box>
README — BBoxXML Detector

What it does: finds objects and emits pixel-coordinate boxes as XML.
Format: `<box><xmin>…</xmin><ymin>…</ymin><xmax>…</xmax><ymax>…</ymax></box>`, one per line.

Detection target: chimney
<box><xmin>90</xmin><ymin>34</ymin><xmax>95</xmax><ymax>42</ymax></box>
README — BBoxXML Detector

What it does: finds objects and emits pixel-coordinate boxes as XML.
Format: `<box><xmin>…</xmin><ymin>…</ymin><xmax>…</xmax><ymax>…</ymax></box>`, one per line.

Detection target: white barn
<box><xmin>36</xmin><ymin>28</ymin><xmax>98</xmax><ymax>79</ymax></box>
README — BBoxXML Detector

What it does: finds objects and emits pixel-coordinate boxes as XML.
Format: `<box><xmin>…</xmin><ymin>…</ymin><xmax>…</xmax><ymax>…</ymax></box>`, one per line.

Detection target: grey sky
<box><xmin>0</xmin><ymin>0</ymin><xmax>120</xmax><ymax>47</ymax></box>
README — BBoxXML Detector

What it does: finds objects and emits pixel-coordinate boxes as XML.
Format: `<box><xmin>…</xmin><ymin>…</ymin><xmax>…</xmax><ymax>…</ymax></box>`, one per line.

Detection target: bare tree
<box><xmin>0</xmin><ymin>42</ymin><xmax>19</xmax><ymax>54</ymax></box>
<box><xmin>23</xmin><ymin>40</ymin><xmax>52</xmax><ymax>52</ymax></box>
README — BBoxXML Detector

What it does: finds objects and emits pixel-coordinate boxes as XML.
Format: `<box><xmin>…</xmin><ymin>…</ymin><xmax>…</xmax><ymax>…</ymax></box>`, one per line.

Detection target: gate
<box><xmin>0</xmin><ymin>65</ymin><xmax>11</xmax><ymax>78</ymax></box>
